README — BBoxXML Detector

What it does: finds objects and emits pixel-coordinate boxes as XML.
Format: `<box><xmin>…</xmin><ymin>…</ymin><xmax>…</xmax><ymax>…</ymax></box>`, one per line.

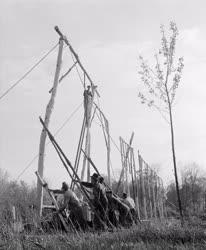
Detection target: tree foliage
<box><xmin>138</xmin><ymin>22</ymin><xmax>184</xmax><ymax>120</ymax></box>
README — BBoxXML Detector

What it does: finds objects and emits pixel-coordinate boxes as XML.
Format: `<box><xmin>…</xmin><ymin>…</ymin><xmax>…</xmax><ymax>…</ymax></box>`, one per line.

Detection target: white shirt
<box><xmin>122</xmin><ymin>197</ymin><xmax>135</xmax><ymax>209</ymax></box>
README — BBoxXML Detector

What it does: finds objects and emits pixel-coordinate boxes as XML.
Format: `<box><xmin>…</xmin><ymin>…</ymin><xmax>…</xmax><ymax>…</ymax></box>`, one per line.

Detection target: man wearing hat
<box><xmin>106</xmin><ymin>190</ymin><xmax>133</xmax><ymax>227</ymax></box>
<box><xmin>75</xmin><ymin>173</ymin><xmax>108</xmax><ymax>229</ymax></box>
<box><xmin>50</xmin><ymin>182</ymin><xmax>87</xmax><ymax>231</ymax></box>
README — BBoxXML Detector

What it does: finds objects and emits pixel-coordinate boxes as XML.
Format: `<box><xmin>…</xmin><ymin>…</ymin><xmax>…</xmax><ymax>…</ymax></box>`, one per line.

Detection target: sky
<box><xmin>1</xmin><ymin>0</ymin><xmax>206</xmax><ymax>188</ymax></box>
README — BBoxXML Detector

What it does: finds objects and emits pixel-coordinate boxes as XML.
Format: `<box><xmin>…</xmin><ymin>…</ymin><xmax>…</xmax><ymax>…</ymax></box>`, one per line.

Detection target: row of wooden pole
<box><xmin>119</xmin><ymin>137</ymin><xmax>166</xmax><ymax>220</ymax></box>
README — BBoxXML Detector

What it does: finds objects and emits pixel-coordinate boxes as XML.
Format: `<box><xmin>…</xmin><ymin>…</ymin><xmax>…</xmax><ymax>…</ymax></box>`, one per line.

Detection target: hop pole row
<box><xmin>116</xmin><ymin>135</ymin><xmax>166</xmax><ymax>221</ymax></box>
<box><xmin>137</xmin><ymin>153</ymin><xmax>166</xmax><ymax>220</ymax></box>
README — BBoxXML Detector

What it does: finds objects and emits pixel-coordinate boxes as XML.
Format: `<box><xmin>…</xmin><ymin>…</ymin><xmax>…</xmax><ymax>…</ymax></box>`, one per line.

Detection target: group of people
<box><xmin>49</xmin><ymin>173</ymin><xmax>139</xmax><ymax>231</ymax></box>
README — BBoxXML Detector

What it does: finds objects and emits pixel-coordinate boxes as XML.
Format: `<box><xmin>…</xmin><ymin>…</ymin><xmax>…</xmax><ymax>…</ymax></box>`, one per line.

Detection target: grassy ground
<box><xmin>1</xmin><ymin>220</ymin><xmax>206</xmax><ymax>249</ymax></box>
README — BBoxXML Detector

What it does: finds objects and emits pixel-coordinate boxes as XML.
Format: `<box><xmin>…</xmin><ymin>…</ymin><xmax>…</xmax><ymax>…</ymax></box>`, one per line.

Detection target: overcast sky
<box><xmin>1</xmin><ymin>0</ymin><xmax>206</xmax><ymax>188</ymax></box>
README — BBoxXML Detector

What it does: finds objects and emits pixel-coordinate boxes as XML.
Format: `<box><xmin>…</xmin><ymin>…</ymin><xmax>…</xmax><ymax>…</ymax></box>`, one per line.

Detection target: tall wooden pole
<box><xmin>86</xmin><ymin>128</ymin><xmax>91</xmax><ymax>181</ymax></box>
<box><xmin>104</xmin><ymin>119</ymin><xmax>111</xmax><ymax>186</ymax></box>
<box><xmin>115</xmin><ymin>132</ymin><xmax>134</xmax><ymax>194</ymax></box>
<box><xmin>37</xmin><ymin>38</ymin><xmax>64</xmax><ymax>216</ymax></box>
<box><xmin>81</xmin><ymin>126</ymin><xmax>89</xmax><ymax>181</ymax></box>
<box><xmin>159</xmin><ymin>178</ymin><xmax>165</xmax><ymax>219</ymax></box>
<box><xmin>146</xmin><ymin>165</ymin><xmax>153</xmax><ymax>218</ymax></box>
<box><xmin>124</xmin><ymin>143</ymin><xmax>130</xmax><ymax>195</ymax></box>
<box><xmin>94</xmin><ymin>105</ymin><xmax>111</xmax><ymax>187</ymax></box>
<box><xmin>119</xmin><ymin>137</ymin><xmax>125</xmax><ymax>192</ymax></box>
<box><xmin>156</xmin><ymin>177</ymin><xmax>161</xmax><ymax>218</ymax></box>
<box><xmin>138</xmin><ymin>152</ymin><xmax>147</xmax><ymax>219</ymax></box>
<box><xmin>133</xmin><ymin>151</ymin><xmax>140</xmax><ymax>220</ymax></box>
<box><xmin>81</xmin><ymin>89</ymin><xmax>95</xmax><ymax>182</ymax></box>
<box><xmin>151</xmin><ymin>171</ymin><xmax>157</xmax><ymax>218</ymax></box>
<box><xmin>130</xmin><ymin>149</ymin><xmax>135</xmax><ymax>201</ymax></box>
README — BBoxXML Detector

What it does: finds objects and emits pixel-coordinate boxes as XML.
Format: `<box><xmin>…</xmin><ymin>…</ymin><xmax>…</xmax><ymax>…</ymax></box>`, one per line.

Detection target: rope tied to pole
<box><xmin>0</xmin><ymin>43</ymin><xmax>58</xmax><ymax>101</ymax></box>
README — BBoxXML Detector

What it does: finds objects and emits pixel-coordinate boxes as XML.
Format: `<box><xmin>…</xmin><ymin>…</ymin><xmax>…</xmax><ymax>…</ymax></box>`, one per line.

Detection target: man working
<box><xmin>98</xmin><ymin>176</ymin><xmax>107</xmax><ymax>194</ymax></box>
<box><xmin>50</xmin><ymin>182</ymin><xmax>87</xmax><ymax>231</ymax></box>
<box><xmin>122</xmin><ymin>192</ymin><xmax>139</xmax><ymax>224</ymax></box>
<box><xmin>106</xmin><ymin>190</ymin><xmax>133</xmax><ymax>227</ymax></box>
<box><xmin>83</xmin><ymin>85</ymin><xmax>93</xmax><ymax>127</ymax></box>
<box><xmin>75</xmin><ymin>173</ymin><xmax>108</xmax><ymax>229</ymax></box>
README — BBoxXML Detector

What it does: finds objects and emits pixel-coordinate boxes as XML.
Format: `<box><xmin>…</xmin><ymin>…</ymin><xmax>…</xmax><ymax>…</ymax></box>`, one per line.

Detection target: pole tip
<box><xmin>54</xmin><ymin>26</ymin><xmax>59</xmax><ymax>31</ymax></box>
<box><xmin>54</xmin><ymin>26</ymin><xmax>63</xmax><ymax>38</ymax></box>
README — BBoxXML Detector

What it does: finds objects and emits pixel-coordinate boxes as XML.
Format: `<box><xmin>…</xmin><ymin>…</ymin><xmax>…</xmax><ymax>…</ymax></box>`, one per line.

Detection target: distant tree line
<box><xmin>0</xmin><ymin>169</ymin><xmax>37</xmax><ymax>225</ymax></box>
<box><xmin>166</xmin><ymin>163</ymin><xmax>206</xmax><ymax>218</ymax></box>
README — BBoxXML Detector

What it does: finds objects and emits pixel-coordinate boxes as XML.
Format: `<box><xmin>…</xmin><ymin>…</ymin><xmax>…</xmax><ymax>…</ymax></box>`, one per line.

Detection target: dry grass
<box><xmin>1</xmin><ymin>220</ymin><xmax>206</xmax><ymax>249</ymax></box>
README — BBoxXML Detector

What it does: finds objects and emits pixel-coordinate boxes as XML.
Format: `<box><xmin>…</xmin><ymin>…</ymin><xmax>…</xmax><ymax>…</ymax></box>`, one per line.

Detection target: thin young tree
<box><xmin>137</xmin><ymin>22</ymin><xmax>184</xmax><ymax>224</ymax></box>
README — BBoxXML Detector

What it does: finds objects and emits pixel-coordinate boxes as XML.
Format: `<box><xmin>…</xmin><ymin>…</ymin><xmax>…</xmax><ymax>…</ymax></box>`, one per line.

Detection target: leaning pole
<box><xmin>36</xmin><ymin>37</ymin><xmax>64</xmax><ymax>216</ymax></box>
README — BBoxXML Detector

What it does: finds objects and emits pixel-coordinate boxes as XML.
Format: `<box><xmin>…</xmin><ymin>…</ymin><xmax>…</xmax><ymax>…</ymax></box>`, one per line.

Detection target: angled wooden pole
<box><xmin>49</xmin><ymin>61</ymin><xmax>77</xmax><ymax>93</ymax></box>
<box><xmin>37</xmin><ymin>38</ymin><xmax>63</xmax><ymax>217</ymax></box>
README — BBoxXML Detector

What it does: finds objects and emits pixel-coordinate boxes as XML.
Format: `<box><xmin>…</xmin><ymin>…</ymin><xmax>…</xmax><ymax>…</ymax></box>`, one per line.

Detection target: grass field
<box><xmin>1</xmin><ymin>219</ymin><xmax>206</xmax><ymax>249</ymax></box>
